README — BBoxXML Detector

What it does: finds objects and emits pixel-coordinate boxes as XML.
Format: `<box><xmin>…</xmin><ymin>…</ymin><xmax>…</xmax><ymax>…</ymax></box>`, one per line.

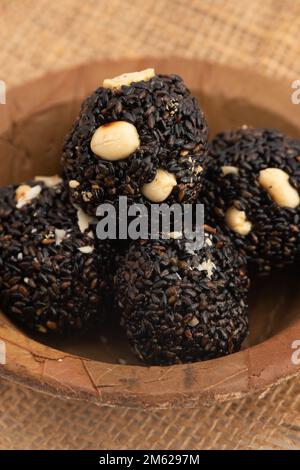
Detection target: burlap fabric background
<box><xmin>1</xmin><ymin>0</ymin><xmax>300</xmax><ymax>450</ymax></box>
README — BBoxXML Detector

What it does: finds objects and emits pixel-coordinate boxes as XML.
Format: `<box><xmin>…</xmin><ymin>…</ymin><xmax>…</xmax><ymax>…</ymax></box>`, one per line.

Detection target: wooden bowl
<box><xmin>1</xmin><ymin>58</ymin><xmax>300</xmax><ymax>409</ymax></box>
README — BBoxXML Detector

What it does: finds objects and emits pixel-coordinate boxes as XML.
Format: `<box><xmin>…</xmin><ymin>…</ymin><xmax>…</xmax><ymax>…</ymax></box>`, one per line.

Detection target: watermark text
<box><xmin>0</xmin><ymin>80</ymin><xmax>6</xmax><ymax>104</ymax></box>
<box><xmin>291</xmin><ymin>80</ymin><xmax>300</xmax><ymax>104</ymax></box>
<box><xmin>96</xmin><ymin>197</ymin><xmax>204</xmax><ymax>249</ymax></box>
<box><xmin>291</xmin><ymin>339</ymin><xmax>300</xmax><ymax>365</ymax></box>
<box><xmin>0</xmin><ymin>340</ymin><xmax>6</xmax><ymax>365</ymax></box>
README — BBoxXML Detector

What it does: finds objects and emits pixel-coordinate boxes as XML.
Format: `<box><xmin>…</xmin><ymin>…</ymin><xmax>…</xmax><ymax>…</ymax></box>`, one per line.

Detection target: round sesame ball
<box><xmin>200</xmin><ymin>127</ymin><xmax>300</xmax><ymax>274</ymax></box>
<box><xmin>0</xmin><ymin>178</ymin><xmax>112</xmax><ymax>334</ymax></box>
<box><xmin>62</xmin><ymin>71</ymin><xmax>208</xmax><ymax>215</ymax></box>
<box><xmin>115</xmin><ymin>230</ymin><xmax>249</xmax><ymax>365</ymax></box>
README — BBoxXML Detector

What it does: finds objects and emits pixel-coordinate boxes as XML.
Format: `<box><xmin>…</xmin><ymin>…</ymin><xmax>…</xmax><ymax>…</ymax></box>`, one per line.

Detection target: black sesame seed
<box><xmin>201</xmin><ymin>127</ymin><xmax>300</xmax><ymax>274</ymax></box>
<box><xmin>62</xmin><ymin>74</ymin><xmax>208</xmax><ymax>215</ymax></box>
<box><xmin>0</xmin><ymin>182</ymin><xmax>114</xmax><ymax>335</ymax></box>
<box><xmin>115</xmin><ymin>230</ymin><xmax>249</xmax><ymax>365</ymax></box>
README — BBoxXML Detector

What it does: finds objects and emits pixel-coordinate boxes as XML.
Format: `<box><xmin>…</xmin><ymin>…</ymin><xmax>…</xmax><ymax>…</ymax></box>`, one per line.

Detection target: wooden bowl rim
<box><xmin>0</xmin><ymin>58</ymin><xmax>300</xmax><ymax>409</ymax></box>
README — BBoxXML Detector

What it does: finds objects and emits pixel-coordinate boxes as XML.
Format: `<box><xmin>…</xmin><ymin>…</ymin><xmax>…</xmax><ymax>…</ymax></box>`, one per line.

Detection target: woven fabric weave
<box><xmin>1</xmin><ymin>0</ymin><xmax>300</xmax><ymax>450</ymax></box>
<box><xmin>0</xmin><ymin>0</ymin><xmax>300</xmax><ymax>88</ymax></box>
<box><xmin>0</xmin><ymin>378</ymin><xmax>300</xmax><ymax>450</ymax></box>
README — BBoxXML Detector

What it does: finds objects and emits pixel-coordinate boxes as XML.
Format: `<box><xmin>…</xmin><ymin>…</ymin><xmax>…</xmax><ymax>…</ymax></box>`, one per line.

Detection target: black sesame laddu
<box><xmin>115</xmin><ymin>229</ymin><xmax>249</xmax><ymax>365</ymax></box>
<box><xmin>0</xmin><ymin>177</ymin><xmax>112</xmax><ymax>334</ymax></box>
<box><xmin>200</xmin><ymin>127</ymin><xmax>300</xmax><ymax>274</ymax></box>
<box><xmin>62</xmin><ymin>69</ymin><xmax>208</xmax><ymax>215</ymax></box>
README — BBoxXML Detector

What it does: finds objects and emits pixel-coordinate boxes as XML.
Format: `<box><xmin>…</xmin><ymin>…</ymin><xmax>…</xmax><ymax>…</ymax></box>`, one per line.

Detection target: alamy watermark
<box><xmin>96</xmin><ymin>196</ymin><xmax>205</xmax><ymax>249</ymax></box>
<box><xmin>0</xmin><ymin>340</ymin><xmax>6</xmax><ymax>365</ymax></box>
<box><xmin>0</xmin><ymin>80</ymin><xmax>6</xmax><ymax>104</ymax></box>
<box><xmin>291</xmin><ymin>80</ymin><xmax>300</xmax><ymax>105</ymax></box>
<box><xmin>291</xmin><ymin>340</ymin><xmax>300</xmax><ymax>365</ymax></box>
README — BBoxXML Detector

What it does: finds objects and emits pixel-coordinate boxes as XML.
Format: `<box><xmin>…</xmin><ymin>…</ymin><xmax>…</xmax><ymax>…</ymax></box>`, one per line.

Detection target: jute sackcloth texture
<box><xmin>1</xmin><ymin>0</ymin><xmax>300</xmax><ymax>87</ymax></box>
<box><xmin>0</xmin><ymin>378</ymin><xmax>300</xmax><ymax>450</ymax></box>
<box><xmin>1</xmin><ymin>0</ymin><xmax>300</xmax><ymax>450</ymax></box>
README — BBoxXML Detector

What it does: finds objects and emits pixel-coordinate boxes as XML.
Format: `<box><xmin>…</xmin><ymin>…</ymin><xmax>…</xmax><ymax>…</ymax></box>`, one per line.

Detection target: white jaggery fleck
<box><xmin>69</xmin><ymin>179</ymin><xmax>80</xmax><ymax>189</ymax></box>
<box><xmin>16</xmin><ymin>185</ymin><xmax>42</xmax><ymax>209</ymax></box>
<box><xmin>163</xmin><ymin>231</ymin><xmax>182</xmax><ymax>239</ymax></box>
<box><xmin>188</xmin><ymin>316</ymin><xmax>200</xmax><ymax>327</ymax></box>
<box><xmin>205</xmin><ymin>235</ymin><xmax>213</xmax><ymax>246</ymax></box>
<box><xmin>196</xmin><ymin>259</ymin><xmax>216</xmax><ymax>279</ymax></box>
<box><xmin>78</xmin><ymin>245</ymin><xmax>94</xmax><ymax>254</ymax></box>
<box><xmin>76</xmin><ymin>207</ymin><xmax>95</xmax><ymax>233</ymax></box>
<box><xmin>55</xmin><ymin>228</ymin><xmax>67</xmax><ymax>245</ymax></box>
<box><xmin>221</xmin><ymin>166</ymin><xmax>239</xmax><ymax>176</ymax></box>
